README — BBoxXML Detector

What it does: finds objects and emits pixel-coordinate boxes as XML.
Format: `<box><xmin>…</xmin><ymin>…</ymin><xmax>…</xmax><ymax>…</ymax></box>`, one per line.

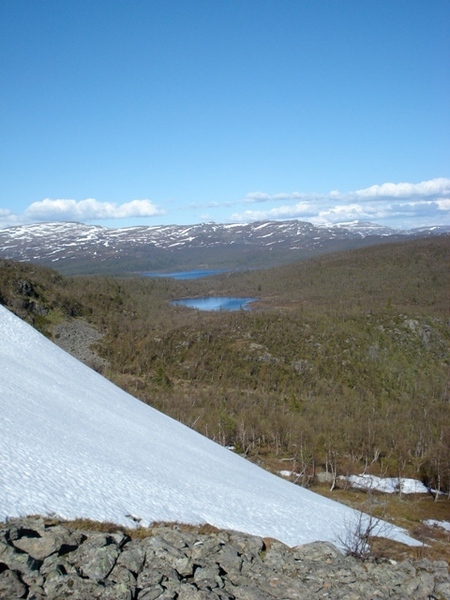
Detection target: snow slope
<box><xmin>0</xmin><ymin>305</ymin><xmax>419</xmax><ymax>548</ymax></box>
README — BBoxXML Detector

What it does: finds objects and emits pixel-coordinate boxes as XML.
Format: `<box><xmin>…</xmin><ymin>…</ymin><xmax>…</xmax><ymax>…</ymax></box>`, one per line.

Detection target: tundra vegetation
<box><xmin>0</xmin><ymin>235</ymin><xmax>449</xmax><ymax>557</ymax></box>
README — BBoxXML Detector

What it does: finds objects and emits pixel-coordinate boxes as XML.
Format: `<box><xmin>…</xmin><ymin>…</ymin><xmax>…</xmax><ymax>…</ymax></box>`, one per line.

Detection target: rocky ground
<box><xmin>52</xmin><ymin>319</ymin><xmax>108</xmax><ymax>373</ymax></box>
<box><xmin>0</xmin><ymin>517</ymin><xmax>449</xmax><ymax>599</ymax></box>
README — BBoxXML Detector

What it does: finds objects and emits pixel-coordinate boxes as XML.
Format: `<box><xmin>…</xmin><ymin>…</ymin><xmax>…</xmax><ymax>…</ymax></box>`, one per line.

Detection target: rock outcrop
<box><xmin>0</xmin><ymin>517</ymin><xmax>449</xmax><ymax>599</ymax></box>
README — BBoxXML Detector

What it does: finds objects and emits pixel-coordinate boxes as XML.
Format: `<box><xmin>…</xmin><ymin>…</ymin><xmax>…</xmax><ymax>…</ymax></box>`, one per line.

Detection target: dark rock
<box><xmin>70</xmin><ymin>533</ymin><xmax>120</xmax><ymax>581</ymax></box>
<box><xmin>12</xmin><ymin>529</ymin><xmax>67</xmax><ymax>562</ymax></box>
<box><xmin>105</xmin><ymin>570</ymin><xmax>136</xmax><ymax>599</ymax></box>
<box><xmin>193</xmin><ymin>564</ymin><xmax>222</xmax><ymax>589</ymax></box>
<box><xmin>137</xmin><ymin>585</ymin><xmax>165</xmax><ymax>599</ymax></box>
<box><xmin>0</xmin><ymin>542</ymin><xmax>43</xmax><ymax>578</ymax></box>
<box><xmin>151</xmin><ymin>527</ymin><xmax>192</xmax><ymax>550</ymax></box>
<box><xmin>116</xmin><ymin>540</ymin><xmax>145</xmax><ymax>574</ymax></box>
<box><xmin>292</xmin><ymin>540</ymin><xmax>343</xmax><ymax>562</ymax></box>
<box><xmin>0</xmin><ymin>568</ymin><xmax>28</xmax><ymax>598</ymax></box>
<box><xmin>43</xmin><ymin>572</ymin><xmax>105</xmax><ymax>598</ymax></box>
<box><xmin>216</xmin><ymin>545</ymin><xmax>243</xmax><ymax>575</ymax></box>
<box><xmin>40</xmin><ymin>553</ymin><xmax>78</xmax><ymax>580</ymax></box>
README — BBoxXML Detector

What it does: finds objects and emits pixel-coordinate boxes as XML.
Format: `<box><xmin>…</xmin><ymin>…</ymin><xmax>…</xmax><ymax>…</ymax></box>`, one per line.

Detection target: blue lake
<box><xmin>143</xmin><ymin>269</ymin><xmax>227</xmax><ymax>280</ymax></box>
<box><xmin>171</xmin><ymin>297</ymin><xmax>257</xmax><ymax>311</ymax></box>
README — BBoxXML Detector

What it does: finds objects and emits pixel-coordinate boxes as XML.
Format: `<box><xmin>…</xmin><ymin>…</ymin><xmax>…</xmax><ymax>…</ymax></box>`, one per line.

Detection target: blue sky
<box><xmin>1</xmin><ymin>0</ymin><xmax>449</xmax><ymax>230</ymax></box>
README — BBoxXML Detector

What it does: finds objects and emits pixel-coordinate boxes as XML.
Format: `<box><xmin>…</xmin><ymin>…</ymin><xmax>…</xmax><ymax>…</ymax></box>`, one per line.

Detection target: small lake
<box><xmin>143</xmin><ymin>269</ymin><xmax>227</xmax><ymax>280</ymax></box>
<box><xmin>171</xmin><ymin>297</ymin><xmax>257</xmax><ymax>311</ymax></box>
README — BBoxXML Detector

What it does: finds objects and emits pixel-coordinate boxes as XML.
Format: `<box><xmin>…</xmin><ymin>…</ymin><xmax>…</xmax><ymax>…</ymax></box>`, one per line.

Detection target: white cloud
<box><xmin>231</xmin><ymin>201</ymin><xmax>314</xmax><ymax>222</ymax></box>
<box><xmin>0</xmin><ymin>209</ymin><xmax>25</xmax><ymax>229</ymax></box>
<box><xmin>231</xmin><ymin>178</ymin><xmax>450</xmax><ymax>228</ymax></box>
<box><xmin>24</xmin><ymin>198</ymin><xmax>164</xmax><ymax>221</ymax></box>
<box><xmin>242</xmin><ymin>178</ymin><xmax>450</xmax><ymax>206</ymax></box>
<box><xmin>436</xmin><ymin>198</ymin><xmax>450</xmax><ymax>210</ymax></box>
<box><xmin>354</xmin><ymin>178</ymin><xmax>450</xmax><ymax>200</ymax></box>
<box><xmin>244</xmin><ymin>192</ymin><xmax>307</xmax><ymax>204</ymax></box>
<box><xmin>318</xmin><ymin>204</ymin><xmax>365</xmax><ymax>218</ymax></box>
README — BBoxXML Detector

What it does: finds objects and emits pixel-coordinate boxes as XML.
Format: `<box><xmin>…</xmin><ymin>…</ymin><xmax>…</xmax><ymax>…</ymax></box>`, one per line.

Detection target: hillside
<box><xmin>3</xmin><ymin>273</ymin><xmax>450</xmax><ymax>600</ymax></box>
<box><xmin>0</xmin><ymin>235</ymin><xmax>449</xmax><ymax>560</ymax></box>
<box><xmin>187</xmin><ymin>234</ymin><xmax>450</xmax><ymax>316</ymax></box>
<box><xmin>1</xmin><ymin>302</ymin><xmax>416</xmax><ymax>549</ymax></box>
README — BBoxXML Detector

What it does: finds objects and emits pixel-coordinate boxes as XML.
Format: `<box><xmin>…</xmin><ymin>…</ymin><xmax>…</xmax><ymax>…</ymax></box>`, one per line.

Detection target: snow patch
<box><xmin>343</xmin><ymin>474</ymin><xmax>429</xmax><ymax>494</ymax></box>
<box><xmin>424</xmin><ymin>520</ymin><xmax>450</xmax><ymax>532</ymax></box>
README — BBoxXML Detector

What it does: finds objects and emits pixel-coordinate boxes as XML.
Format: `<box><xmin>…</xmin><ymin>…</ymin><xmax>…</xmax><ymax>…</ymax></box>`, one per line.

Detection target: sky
<box><xmin>0</xmin><ymin>0</ymin><xmax>449</xmax><ymax>230</ymax></box>
<box><xmin>0</xmin><ymin>303</ymin><xmax>419</xmax><ymax>548</ymax></box>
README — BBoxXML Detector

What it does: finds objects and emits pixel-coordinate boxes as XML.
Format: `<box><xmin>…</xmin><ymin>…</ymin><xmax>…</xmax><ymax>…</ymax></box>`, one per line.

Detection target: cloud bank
<box><xmin>0</xmin><ymin>198</ymin><xmax>165</xmax><ymax>230</ymax></box>
<box><xmin>232</xmin><ymin>178</ymin><xmax>450</xmax><ymax>228</ymax></box>
<box><xmin>24</xmin><ymin>198</ymin><xmax>164</xmax><ymax>222</ymax></box>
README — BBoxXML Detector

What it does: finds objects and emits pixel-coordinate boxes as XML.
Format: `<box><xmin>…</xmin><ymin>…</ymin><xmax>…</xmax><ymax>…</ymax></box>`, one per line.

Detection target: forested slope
<box><xmin>0</xmin><ymin>236</ymin><xmax>448</xmax><ymax>499</ymax></box>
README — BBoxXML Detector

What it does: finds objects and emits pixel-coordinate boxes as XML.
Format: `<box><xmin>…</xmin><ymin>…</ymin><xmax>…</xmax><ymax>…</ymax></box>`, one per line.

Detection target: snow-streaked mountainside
<box><xmin>0</xmin><ymin>220</ymin><xmax>448</xmax><ymax>273</ymax></box>
<box><xmin>0</xmin><ymin>305</ymin><xmax>419</xmax><ymax>549</ymax></box>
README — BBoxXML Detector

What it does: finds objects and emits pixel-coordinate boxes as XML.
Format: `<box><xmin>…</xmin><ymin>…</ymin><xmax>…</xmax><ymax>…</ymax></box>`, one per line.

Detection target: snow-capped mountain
<box><xmin>0</xmin><ymin>304</ymin><xmax>418</xmax><ymax>548</ymax></box>
<box><xmin>0</xmin><ymin>220</ymin><xmax>447</xmax><ymax>273</ymax></box>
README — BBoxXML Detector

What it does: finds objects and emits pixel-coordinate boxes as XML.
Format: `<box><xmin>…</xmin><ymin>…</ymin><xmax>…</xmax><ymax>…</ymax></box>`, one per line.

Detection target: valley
<box><xmin>0</xmin><ymin>232</ymin><xmax>449</xmax><ymax>561</ymax></box>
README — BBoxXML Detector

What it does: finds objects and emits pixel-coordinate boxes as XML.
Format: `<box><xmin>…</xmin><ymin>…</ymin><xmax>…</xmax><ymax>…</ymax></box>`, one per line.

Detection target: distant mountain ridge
<box><xmin>0</xmin><ymin>219</ymin><xmax>448</xmax><ymax>274</ymax></box>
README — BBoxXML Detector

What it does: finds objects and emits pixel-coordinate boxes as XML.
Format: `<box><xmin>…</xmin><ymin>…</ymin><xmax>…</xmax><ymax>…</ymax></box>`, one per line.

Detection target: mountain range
<box><xmin>0</xmin><ymin>220</ymin><xmax>448</xmax><ymax>274</ymax></box>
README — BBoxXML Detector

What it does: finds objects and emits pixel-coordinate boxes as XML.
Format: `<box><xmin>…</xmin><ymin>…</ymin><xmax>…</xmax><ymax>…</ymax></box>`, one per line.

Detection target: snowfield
<box><xmin>0</xmin><ymin>305</ymin><xmax>420</xmax><ymax>549</ymax></box>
